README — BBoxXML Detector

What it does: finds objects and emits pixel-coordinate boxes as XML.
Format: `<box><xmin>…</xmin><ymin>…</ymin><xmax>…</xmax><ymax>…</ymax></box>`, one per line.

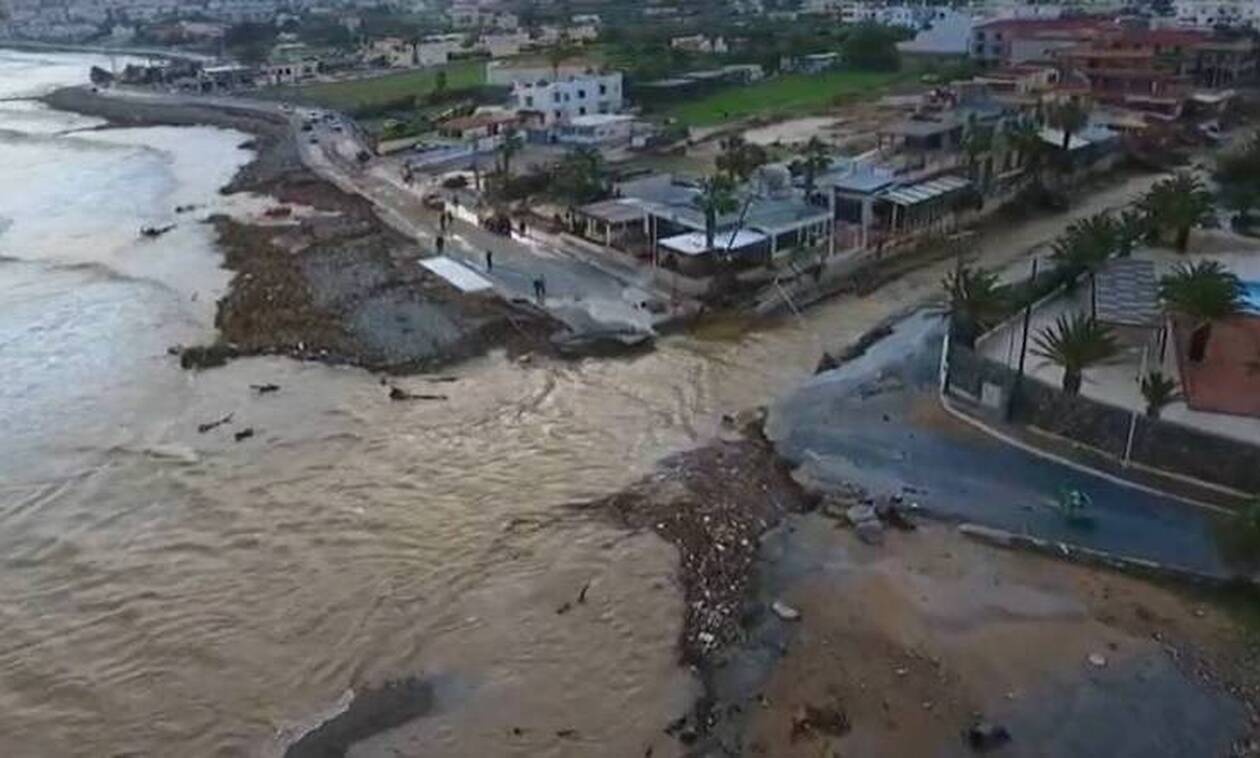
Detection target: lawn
<box><xmin>270</xmin><ymin>60</ymin><xmax>486</xmax><ymax>111</ymax></box>
<box><xmin>663</xmin><ymin>69</ymin><xmax>911</xmax><ymax>128</ymax></box>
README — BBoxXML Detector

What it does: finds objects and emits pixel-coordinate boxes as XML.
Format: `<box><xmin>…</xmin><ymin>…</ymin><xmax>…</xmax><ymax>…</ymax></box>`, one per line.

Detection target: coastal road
<box><xmin>292</xmin><ymin>107</ymin><xmax>672</xmax><ymax>337</ymax></box>
<box><xmin>86</xmin><ymin>85</ymin><xmax>673</xmax><ymax>337</ymax></box>
<box><xmin>766</xmin><ymin>310</ymin><xmax>1237</xmax><ymax>578</ymax></box>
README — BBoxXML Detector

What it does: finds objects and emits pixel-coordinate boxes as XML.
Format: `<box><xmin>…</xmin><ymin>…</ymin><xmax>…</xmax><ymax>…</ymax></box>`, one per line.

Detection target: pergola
<box><xmin>1093</xmin><ymin>258</ymin><xmax>1166</xmax><ymax>358</ymax></box>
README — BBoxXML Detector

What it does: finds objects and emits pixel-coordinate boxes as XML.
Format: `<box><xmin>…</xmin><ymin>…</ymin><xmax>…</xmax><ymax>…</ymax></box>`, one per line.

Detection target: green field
<box><xmin>663</xmin><ymin>70</ymin><xmax>910</xmax><ymax>128</ymax></box>
<box><xmin>271</xmin><ymin>60</ymin><xmax>486</xmax><ymax>110</ymax></box>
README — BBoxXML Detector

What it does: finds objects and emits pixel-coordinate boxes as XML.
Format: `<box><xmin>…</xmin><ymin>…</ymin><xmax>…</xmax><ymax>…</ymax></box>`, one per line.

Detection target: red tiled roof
<box><xmin>976</xmin><ymin>16</ymin><xmax>1114</xmax><ymax>33</ymax></box>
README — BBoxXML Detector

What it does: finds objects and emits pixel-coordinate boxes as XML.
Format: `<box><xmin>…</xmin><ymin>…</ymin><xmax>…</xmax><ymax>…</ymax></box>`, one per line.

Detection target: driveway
<box><xmin>766</xmin><ymin>310</ymin><xmax>1235</xmax><ymax>578</ymax></box>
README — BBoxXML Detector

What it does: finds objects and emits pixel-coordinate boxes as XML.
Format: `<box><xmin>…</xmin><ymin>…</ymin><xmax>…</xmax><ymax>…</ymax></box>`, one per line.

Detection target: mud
<box><xmin>43</xmin><ymin>86</ymin><xmax>558</xmax><ymax>374</ymax></box>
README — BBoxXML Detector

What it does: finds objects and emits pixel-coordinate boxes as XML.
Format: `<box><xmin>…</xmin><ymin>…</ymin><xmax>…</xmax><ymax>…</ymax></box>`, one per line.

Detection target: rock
<box><xmin>233</xmin><ymin>427</ymin><xmax>254</xmax><ymax>442</ymax></box>
<box><xmin>791</xmin><ymin>703</ymin><xmax>850</xmax><ymax>742</ymax></box>
<box><xmin>771</xmin><ymin>600</ymin><xmax>802</xmax><ymax>621</ymax></box>
<box><xmin>815</xmin><ymin>352</ymin><xmax>839</xmax><ymax>374</ymax></box>
<box><xmin>966</xmin><ymin>720</ymin><xmax>1011</xmax><ymax>752</ymax></box>
<box><xmin>846</xmin><ymin>504</ymin><xmax>878</xmax><ymax>526</ymax></box>
<box><xmin>856</xmin><ymin>520</ymin><xmax>885</xmax><ymax>545</ymax></box>
<box><xmin>1087</xmin><ymin>652</ymin><xmax>1108</xmax><ymax>668</ymax></box>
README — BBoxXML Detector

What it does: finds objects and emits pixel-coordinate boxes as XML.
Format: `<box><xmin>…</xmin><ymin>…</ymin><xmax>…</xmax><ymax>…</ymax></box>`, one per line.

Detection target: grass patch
<box><xmin>662</xmin><ymin>69</ymin><xmax>911</xmax><ymax>128</ymax></box>
<box><xmin>268</xmin><ymin>60</ymin><xmax>485</xmax><ymax>111</ymax></box>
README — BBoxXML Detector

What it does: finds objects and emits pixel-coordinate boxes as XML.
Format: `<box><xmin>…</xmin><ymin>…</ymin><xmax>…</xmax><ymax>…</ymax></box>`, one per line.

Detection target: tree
<box><xmin>962</xmin><ymin>118</ymin><xmax>994</xmax><ymax>185</ymax></box>
<box><xmin>1048</xmin><ymin>99</ymin><xmax>1089</xmax><ymax>152</ymax></box>
<box><xmin>716</xmin><ymin>135</ymin><xmax>768</xmax><ymax>182</ymax></box>
<box><xmin>1115</xmin><ymin>208</ymin><xmax>1148</xmax><ymax>257</ymax></box>
<box><xmin>1159</xmin><ymin>260</ymin><xmax>1243</xmax><ymax>363</ymax></box>
<box><xmin>1033</xmin><ymin>312</ymin><xmax>1118</xmax><ymax>395</ymax></box>
<box><xmin>551</xmin><ymin>146</ymin><xmax>607</xmax><ymax>206</ymax></box>
<box><xmin>942</xmin><ymin>262</ymin><xmax>1007</xmax><ymax>348</ymax></box>
<box><xmin>800</xmin><ymin>136</ymin><xmax>831</xmax><ymax>199</ymax></box>
<box><xmin>498</xmin><ymin>128</ymin><xmax>523</xmax><ymax>176</ymax></box>
<box><xmin>1007</xmin><ymin>118</ymin><xmax>1047</xmax><ymax>183</ymax></box>
<box><xmin>546</xmin><ymin>34</ymin><xmax>577</xmax><ymax>78</ymax></box>
<box><xmin>1139</xmin><ymin>171</ymin><xmax>1215</xmax><ymax>252</ymax></box>
<box><xmin>224</xmin><ymin>21</ymin><xmax>276</xmax><ymax>64</ymax></box>
<box><xmin>1050</xmin><ymin>212</ymin><xmax>1117</xmax><ymax>284</ymax></box>
<box><xmin>843</xmin><ymin>22</ymin><xmax>901</xmax><ymax>72</ymax></box>
<box><xmin>434</xmin><ymin>69</ymin><xmax>448</xmax><ymax>94</ymax></box>
<box><xmin>693</xmin><ymin>174</ymin><xmax>739</xmax><ymax>251</ymax></box>
<box><xmin>1139</xmin><ymin>371</ymin><xmax>1181</xmax><ymax>419</ymax></box>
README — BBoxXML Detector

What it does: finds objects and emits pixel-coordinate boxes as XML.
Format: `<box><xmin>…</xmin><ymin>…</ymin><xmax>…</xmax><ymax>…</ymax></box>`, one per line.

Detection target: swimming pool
<box><xmin>1244</xmin><ymin>281</ymin><xmax>1260</xmax><ymax>313</ymax></box>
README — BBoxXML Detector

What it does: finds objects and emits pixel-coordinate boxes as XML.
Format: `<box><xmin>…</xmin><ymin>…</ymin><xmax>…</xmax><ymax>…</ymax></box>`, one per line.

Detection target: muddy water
<box><xmin>0</xmin><ymin>51</ymin><xmax>1169</xmax><ymax>758</ymax></box>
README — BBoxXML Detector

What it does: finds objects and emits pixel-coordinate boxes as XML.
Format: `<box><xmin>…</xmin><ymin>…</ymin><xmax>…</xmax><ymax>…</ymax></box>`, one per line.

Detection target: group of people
<box><xmin>430</xmin><ymin>208</ymin><xmax>546</xmax><ymax>304</ymax></box>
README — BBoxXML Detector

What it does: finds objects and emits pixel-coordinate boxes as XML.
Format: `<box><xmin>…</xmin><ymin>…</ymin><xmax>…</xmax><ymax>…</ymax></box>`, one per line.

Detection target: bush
<box><xmin>350</xmin><ymin>95</ymin><xmax>417</xmax><ymax>119</ymax></box>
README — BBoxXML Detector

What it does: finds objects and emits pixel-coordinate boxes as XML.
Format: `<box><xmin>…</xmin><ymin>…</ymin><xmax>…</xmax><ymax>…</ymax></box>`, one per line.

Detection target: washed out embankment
<box><xmin>42</xmin><ymin>86</ymin><xmax>558</xmax><ymax>374</ymax></box>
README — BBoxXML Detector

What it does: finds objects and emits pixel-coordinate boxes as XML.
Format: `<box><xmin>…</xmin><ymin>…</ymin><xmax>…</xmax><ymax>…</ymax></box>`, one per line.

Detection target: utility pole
<box><xmin>1007</xmin><ymin>257</ymin><xmax>1037</xmax><ymax>422</ymax></box>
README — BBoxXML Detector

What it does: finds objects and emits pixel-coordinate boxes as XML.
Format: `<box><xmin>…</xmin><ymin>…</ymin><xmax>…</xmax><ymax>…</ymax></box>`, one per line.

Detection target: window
<box><xmin>554</xmin><ymin>110</ymin><xmax>562</xmax><ymax>120</ymax></box>
<box><xmin>578</xmin><ymin>89</ymin><xmax>586</xmax><ymax>98</ymax></box>
<box><xmin>552</xmin><ymin>91</ymin><xmax>560</xmax><ymax>103</ymax></box>
<box><xmin>579</xmin><ymin>106</ymin><xmax>587</xmax><ymax>115</ymax></box>
<box><xmin>599</xmin><ymin>84</ymin><xmax>607</xmax><ymax>95</ymax></box>
<box><xmin>525</xmin><ymin>96</ymin><xmax>533</xmax><ymax>107</ymax></box>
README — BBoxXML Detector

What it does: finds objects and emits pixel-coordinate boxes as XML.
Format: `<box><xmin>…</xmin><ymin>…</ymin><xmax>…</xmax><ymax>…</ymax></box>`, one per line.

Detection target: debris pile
<box><xmin>581</xmin><ymin>425</ymin><xmax>810</xmax><ymax>664</ymax></box>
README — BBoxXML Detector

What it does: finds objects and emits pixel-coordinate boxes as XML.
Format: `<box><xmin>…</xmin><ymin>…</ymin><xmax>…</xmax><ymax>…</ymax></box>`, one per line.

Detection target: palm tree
<box><xmin>498</xmin><ymin>128</ymin><xmax>523</xmax><ymax>176</ymax></box>
<box><xmin>1139</xmin><ymin>171</ymin><xmax>1215</xmax><ymax>253</ymax></box>
<box><xmin>1048</xmin><ymin>99</ymin><xmax>1090</xmax><ymax>152</ymax></box>
<box><xmin>716</xmin><ymin>135</ymin><xmax>768</xmax><ymax>182</ymax></box>
<box><xmin>1115</xmin><ymin>208</ymin><xmax>1148</xmax><ymax>257</ymax></box>
<box><xmin>800</xmin><ymin>136</ymin><xmax>831</xmax><ymax>199</ymax></box>
<box><xmin>693</xmin><ymin>174</ymin><xmax>738</xmax><ymax>251</ymax></box>
<box><xmin>962</xmin><ymin>119</ymin><xmax>993</xmax><ymax>185</ymax></box>
<box><xmin>1007</xmin><ymin>118</ymin><xmax>1046</xmax><ymax>183</ymax></box>
<box><xmin>942</xmin><ymin>262</ymin><xmax>1007</xmax><ymax>348</ymax></box>
<box><xmin>546</xmin><ymin>34</ymin><xmax>575</xmax><ymax>79</ymax></box>
<box><xmin>1050</xmin><ymin>213</ymin><xmax>1118</xmax><ymax>306</ymax></box>
<box><xmin>551</xmin><ymin>145</ymin><xmax>607</xmax><ymax>206</ymax></box>
<box><xmin>1139</xmin><ymin>371</ymin><xmax>1181</xmax><ymax>419</ymax></box>
<box><xmin>1033</xmin><ymin>312</ymin><xmax>1118</xmax><ymax>395</ymax></box>
<box><xmin>1159</xmin><ymin>260</ymin><xmax>1243</xmax><ymax>363</ymax></box>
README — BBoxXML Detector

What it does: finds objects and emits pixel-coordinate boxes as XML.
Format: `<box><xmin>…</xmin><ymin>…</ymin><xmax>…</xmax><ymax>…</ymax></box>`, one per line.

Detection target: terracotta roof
<box><xmin>441</xmin><ymin>112</ymin><xmax>518</xmax><ymax>131</ymax></box>
<box><xmin>976</xmin><ymin>17</ymin><xmax>1113</xmax><ymax>33</ymax></box>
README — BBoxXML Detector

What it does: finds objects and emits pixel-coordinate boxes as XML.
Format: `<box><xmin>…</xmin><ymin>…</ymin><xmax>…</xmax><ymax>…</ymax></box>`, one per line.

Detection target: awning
<box><xmin>880</xmin><ymin>175</ymin><xmax>971</xmax><ymax>206</ymax></box>
<box><xmin>659</xmin><ymin>229</ymin><xmax>767</xmax><ymax>256</ymax></box>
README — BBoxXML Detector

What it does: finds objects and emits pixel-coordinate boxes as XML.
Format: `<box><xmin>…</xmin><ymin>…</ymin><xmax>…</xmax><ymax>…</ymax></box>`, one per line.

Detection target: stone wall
<box><xmin>946</xmin><ymin>341</ymin><xmax>1260</xmax><ymax>494</ymax></box>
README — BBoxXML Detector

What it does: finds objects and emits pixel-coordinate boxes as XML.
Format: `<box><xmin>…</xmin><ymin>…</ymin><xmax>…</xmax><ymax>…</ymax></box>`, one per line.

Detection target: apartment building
<box><xmin>510</xmin><ymin>71</ymin><xmax>623</xmax><ymax>126</ymax></box>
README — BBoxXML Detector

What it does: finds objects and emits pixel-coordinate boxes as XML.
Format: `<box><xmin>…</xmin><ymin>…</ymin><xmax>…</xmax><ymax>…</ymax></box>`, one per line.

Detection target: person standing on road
<box><xmin>485</xmin><ymin>250</ymin><xmax>493</xmax><ymax>272</ymax></box>
<box><xmin>533</xmin><ymin>275</ymin><xmax>546</xmax><ymax>304</ymax></box>
<box><xmin>436</xmin><ymin>235</ymin><xmax>445</xmax><ymax>254</ymax></box>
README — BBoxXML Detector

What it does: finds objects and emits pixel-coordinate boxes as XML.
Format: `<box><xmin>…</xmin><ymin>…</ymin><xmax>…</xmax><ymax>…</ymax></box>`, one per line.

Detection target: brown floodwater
<box><xmin>0</xmin><ymin>49</ymin><xmax>1171</xmax><ymax>758</ymax></box>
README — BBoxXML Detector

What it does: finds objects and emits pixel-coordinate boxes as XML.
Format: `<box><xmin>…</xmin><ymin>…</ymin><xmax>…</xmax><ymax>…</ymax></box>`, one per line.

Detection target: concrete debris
<box><xmin>234</xmin><ymin>427</ymin><xmax>255</xmax><ymax>442</ymax></box>
<box><xmin>846</xmin><ymin>504</ymin><xmax>878</xmax><ymax>526</ymax></box>
<box><xmin>771</xmin><ymin>600</ymin><xmax>802</xmax><ymax>622</ymax></box>
<box><xmin>965</xmin><ymin>720</ymin><xmax>1012</xmax><ymax>752</ymax></box>
<box><xmin>856</xmin><ymin>520</ymin><xmax>886</xmax><ymax>545</ymax></box>
<box><xmin>250</xmin><ymin>383</ymin><xmax>281</xmax><ymax>393</ymax></box>
<box><xmin>790</xmin><ymin>703</ymin><xmax>851</xmax><ymax>743</ymax></box>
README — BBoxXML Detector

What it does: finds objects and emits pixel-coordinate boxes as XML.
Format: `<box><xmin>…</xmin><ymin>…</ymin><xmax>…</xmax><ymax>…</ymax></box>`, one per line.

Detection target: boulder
<box><xmin>855</xmin><ymin>520</ymin><xmax>885</xmax><ymax>545</ymax></box>
<box><xmin>771</xmin><ymin>600</ymin><xmax>802</xmax><ymax>621</ymax></box>
<box><xmin>846</xmin><ymin>504</ymin><xmax>878</xmax><ymax>526</ymax></box>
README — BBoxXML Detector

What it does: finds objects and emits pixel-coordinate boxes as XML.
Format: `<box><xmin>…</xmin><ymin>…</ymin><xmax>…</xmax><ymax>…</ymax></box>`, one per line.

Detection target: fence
<box><xmin>945</xmin><ymin>339</ymin><xmax>1260</xmax><ymax>495</ymax></box>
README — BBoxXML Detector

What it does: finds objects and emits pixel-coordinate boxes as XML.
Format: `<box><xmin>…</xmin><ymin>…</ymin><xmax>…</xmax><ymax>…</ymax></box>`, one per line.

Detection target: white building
<box><xmin>262</xmin><ymin>58</ymin><xmax>320</xmax><ymax>85</ymax></box>
<box><xmin>555</xmin><ymin>114</ymin><xmax>639</xmax><ymax>146</ymax></box>
<box><xmin>417</xmin><ymin>34</ymin><xmax>462</xmax><ymax>66</ymax></box>
<box><xmin>510</xmin><ymin>71</ymin><xmax>623</xmax><ymax>126</ymax></box>
<box><xmin>670</xmin><ymin>34</ymin><xmax>728</xmax><ymax>53</ymax></box>
<box><xmin>1173</xmin><ymin>0</ymin><xmax>1260</xmax><ymax>28</ymax></box>
<box><xmin>363</xmin><ymin>37</ymin><xmax>416</xmax><ymax>68</ymax></box>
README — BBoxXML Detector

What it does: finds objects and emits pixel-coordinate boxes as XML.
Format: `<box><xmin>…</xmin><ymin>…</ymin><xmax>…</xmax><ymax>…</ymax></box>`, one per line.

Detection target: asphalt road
<box><xmin>766</xmin><ymin>310</ymin><xmax>1235</xmax><ymax>578</ymax></box>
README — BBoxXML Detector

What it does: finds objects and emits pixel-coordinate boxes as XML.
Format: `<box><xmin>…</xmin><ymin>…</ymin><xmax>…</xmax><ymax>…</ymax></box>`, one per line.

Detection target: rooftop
<box><xmin>577</xmin><ymin>198</ymin><xmax>645</xmax><ymax>224</ymax></box>
<box><xmin>882</xmin><ymin>115</ymin><xmax>965</xmax><ymax>138</ymax></box>
<box><xmin>880</xmin><ymin>175</ymin><xmax>970</xmax><ymax>206</ymax></box>
<box><xmin>1095</xmin><ymin>258</ymin><xmax>1161</xmax><ymax>328</ymax></box>
<box><xmin>659</xmin><ymin>229</ymin><xmax>767</xmax><ymax>256</ymax></box>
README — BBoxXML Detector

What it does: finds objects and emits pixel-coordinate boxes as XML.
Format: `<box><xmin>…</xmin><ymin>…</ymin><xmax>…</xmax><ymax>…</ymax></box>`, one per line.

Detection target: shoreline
<box><xmin>41</xmin><ymin>85</ymin><xmax>560</xmax><ymax>375</ymax></box>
